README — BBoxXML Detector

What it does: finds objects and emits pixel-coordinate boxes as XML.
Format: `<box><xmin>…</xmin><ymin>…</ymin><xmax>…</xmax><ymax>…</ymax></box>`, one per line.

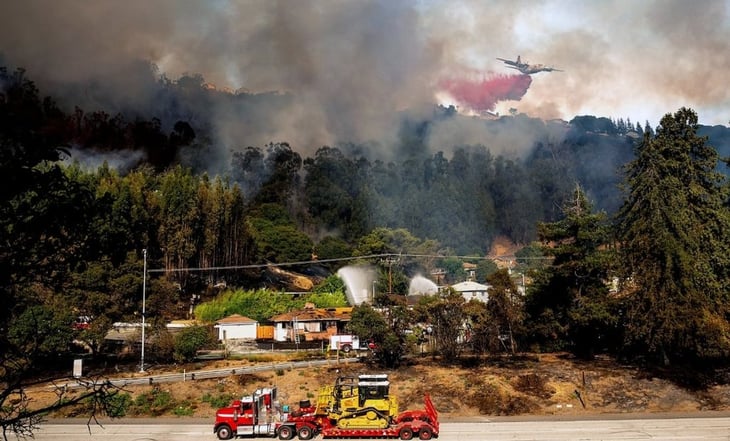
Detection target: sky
<box><xmin>1</xmin><ymin>0</ymin><xmax>729</xmax><ymax>154</ymax></box>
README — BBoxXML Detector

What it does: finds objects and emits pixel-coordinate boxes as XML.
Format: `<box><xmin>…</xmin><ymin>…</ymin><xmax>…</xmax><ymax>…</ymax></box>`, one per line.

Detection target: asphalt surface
<box><xmin>33</xmin><ymin>416</ymin><xmax>730</xmax><ymax>441</ymax></box>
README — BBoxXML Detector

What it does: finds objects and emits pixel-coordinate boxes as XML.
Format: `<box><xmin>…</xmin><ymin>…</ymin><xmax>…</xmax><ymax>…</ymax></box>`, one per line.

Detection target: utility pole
<box><xmin>140</xmin><ymin>249</ymin><xmax>147</xmax><ymax>372</ymax></box>
<box><xmin>383</xmin><ymin>256</ymin><xmax>399</xmax><ymax>295</ymax></box>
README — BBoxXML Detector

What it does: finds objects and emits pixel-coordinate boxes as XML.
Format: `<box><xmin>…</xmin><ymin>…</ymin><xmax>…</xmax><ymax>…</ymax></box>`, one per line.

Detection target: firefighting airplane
<box><xmin>496</xmin><ymin>55</ymin><xmax>562</xmax><ymax>74</ymax></box>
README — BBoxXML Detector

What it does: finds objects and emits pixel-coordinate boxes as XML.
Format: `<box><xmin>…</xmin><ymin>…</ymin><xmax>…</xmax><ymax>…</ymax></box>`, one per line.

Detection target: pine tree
<box><xmin>526</xmin><ymin>185</ymin><xmax>618</xmax><ymax>358</ymax></box>
<box><xmin>617</xmin><ymin>107</ymin><xmax>730</xmax><ymax>362</ymax></box>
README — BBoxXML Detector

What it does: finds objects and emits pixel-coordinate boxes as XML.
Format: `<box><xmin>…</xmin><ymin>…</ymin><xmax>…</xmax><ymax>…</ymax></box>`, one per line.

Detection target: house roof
<box><xmin>167</xmin><ymin>319</ymin><xmax>200</xmax><ymax>328</ymax></box>
<box><xmin>270</xmin><ymin>307</ymin><xmax>352</xmax><ymax>323</ymax></box>
<box><xmin>215</xmin><ymin>314</ymin><xmax>257</xmax><ymax>325</ymax></box>
<box><xmin>451</xmin><ymin>281</ymin><xmax>490</xmax><ymax>292</ymax></box>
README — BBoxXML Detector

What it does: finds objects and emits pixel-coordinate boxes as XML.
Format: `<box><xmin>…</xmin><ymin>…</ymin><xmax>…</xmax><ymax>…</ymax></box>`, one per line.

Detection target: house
<box><xmin>462</xmin><ymin>262</ymin><xmax>478</xmax><ymax>281</ymax></box>
<box><xmin>269</xmin><ymin>304</ymin><xmax>353</xmax><ymax>342</ymax></box>
<box><xmin>451</xmin><ymin>280</ymin><xmax>491</xmax><ymax>303</ymax></box>
<box><xmin>214</xmin><ymin>314</ymin><xmax>258</xmax><ymax>341</ymax></box>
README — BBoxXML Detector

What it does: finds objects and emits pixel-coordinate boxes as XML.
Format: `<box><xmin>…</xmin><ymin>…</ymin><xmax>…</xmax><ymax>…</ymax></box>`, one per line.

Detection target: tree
<box><xmin>246</xmin><ymin>203</ymin><xmax>314</xmax><ymax>264</ymax></box>
<box><xmin>486</xmin><ymin>269</ymin><xmax>525</xmax><ymax>354</ymax></box>
<box><xmin>1</xmin><ymin>301</ymin><xmax>119</xmax><ymax>440</ymax></box>
<box><xmin>0</xmin><ymin>68</ymin><xmax>118</xmax><ymax>439</ymax></box>
<box><xmin>173</xmin><ymin>325</ymin><xmax>216</xmax><ymax>363</ymax></box>
<box><xmin>616</xmin><ymin>107</ymin><xmax>730</xmax><ymax>363</ymax></box>
<box><xmin>514</xmin><ymin>243</ymin><xmax>548</xmax><ymax>274</ymax></box>
<box><xmin>347</xmin><ymin>305</ymin><xmax>407</xmax><ymax>368</ymax></box>
<box><xmin>303</xmin><ymin>147</ymin><xmax>367</xmax><ymax>241</ymax></box>
<box><xmin>314</xmin><ymin>236</ymin><xmax>353</xmax><ymax>270</ymax></box>
<box><xmin>353</xmin><ymin>227</ymin><xmax>439</xmax><ymax>299</ymax></box>
<box><xmin>526</xmin><ymin>186</ymin><xmax>618</xmax><ymax>358</ymax></box>
<box><xmin>421</xmin><ymin>288</ymin><xmax>466</xmax><ymax>361</ymax></box>
<box><xmin>306</xmin><ymin>275</ymin><xmax>348</xmax><ymax>308</ymax></box>
<box><xmin>254</xmin><ymin>142</ymin><xmax>302</xmax><ymax>207</ymax></box>
<box><xmin>439</xmin><ymin>256</ymin><xmax>466</xmax><ymax>285</ymax></box>
<box><xmin>158</xmin><ymin>165</ymin><xmax>200</xmax><ymax>275</ymax></box>
<box><xmin>231</xmin><ymin>146</ymin><xmax>265</xmax><ymax>195</ymax></box>
<box><xmin>475</xmin><ymin>260</ymin><xmax>499</xmax><ymax>283</ymax></box>
<box><xmin>461</xmin><ymin>298</ymin><xmax>490</xmax><ymax>354</ymax></box>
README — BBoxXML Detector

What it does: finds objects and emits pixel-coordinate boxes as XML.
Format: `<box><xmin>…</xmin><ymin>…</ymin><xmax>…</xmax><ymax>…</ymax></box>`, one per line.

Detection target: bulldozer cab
<box><xmin>357</xmin><ymin>375</ymin><xmax>389</xmax><ymax>408</ymax></box>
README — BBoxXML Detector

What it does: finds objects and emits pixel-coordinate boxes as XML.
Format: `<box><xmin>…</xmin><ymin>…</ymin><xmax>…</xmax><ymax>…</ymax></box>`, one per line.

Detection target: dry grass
<box><xmin>28</xmin><ymin>352</ymin><xmax>730</xmax><ymax>419</ymax></box>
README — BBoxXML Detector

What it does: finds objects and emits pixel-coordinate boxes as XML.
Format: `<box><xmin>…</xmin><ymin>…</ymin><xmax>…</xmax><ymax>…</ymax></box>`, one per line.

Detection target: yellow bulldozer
<box><xmin>314</xmin><ymin>374</ymin><xmax>399</xmax><ymax>429</ymax></box>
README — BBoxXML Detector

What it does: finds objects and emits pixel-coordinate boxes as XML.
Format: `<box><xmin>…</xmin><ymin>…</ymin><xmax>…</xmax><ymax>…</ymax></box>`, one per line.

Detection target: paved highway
<box><xmin>29</xmin><ymin>417</ymin><xmax>730</xmax><ymax>441</ymax></box>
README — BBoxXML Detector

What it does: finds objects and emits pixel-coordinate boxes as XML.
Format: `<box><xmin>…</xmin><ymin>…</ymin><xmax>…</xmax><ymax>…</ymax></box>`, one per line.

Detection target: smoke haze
<box><xmin>1</xmin><ymin>0</ymin><xmax>728</xmax><ymax>162</ymax></box>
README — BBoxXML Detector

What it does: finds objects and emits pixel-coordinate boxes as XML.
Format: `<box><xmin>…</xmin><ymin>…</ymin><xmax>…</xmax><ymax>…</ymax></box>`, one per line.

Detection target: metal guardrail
<box><xmin>55</xmin><ymin>357</ymin><xmax>361</xmax><ymax>390</ymax></box>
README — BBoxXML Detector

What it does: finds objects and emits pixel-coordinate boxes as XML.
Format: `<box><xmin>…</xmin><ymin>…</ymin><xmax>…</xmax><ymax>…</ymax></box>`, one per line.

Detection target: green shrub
<box><xmin>202</xmin><ymin>392</ymin><xmax>234</xmax><ymax>409</ymax></box>
<box><xmin>132</xmin><ymin>388</ymin><xmax>175</xmax><ymax>416</ymax></box>
<box><xmin>173</xmin><ymin>401</ymin><xmax>195</xmax><ymax>416</ymax></box>
<box><xmin>106</xmin><ymin>392</ymin><xmax>132</xmax><ymax>417</ymax></box>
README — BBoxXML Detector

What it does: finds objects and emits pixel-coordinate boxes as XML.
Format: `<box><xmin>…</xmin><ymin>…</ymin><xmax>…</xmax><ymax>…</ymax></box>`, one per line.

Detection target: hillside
<box><xmin>35</xmin><ymin>353</ymin><xmax>730</xmax><ymax>420</ymax></box>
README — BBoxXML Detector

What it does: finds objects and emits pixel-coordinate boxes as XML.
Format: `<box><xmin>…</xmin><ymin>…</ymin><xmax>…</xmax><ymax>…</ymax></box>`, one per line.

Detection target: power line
<box><xmin>147</xmin><ymin>254</ymin><xmax>393</xmax><ymax>273</ymax></box>
<box><xmin>147</xmin><ymin>252</ymin><xmax>551</xmax><ymax>274</ymax></box>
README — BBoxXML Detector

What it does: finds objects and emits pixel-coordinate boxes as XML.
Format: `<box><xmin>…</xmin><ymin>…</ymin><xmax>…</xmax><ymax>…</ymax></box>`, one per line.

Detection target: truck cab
<box><xmin>214</xmin><ymin>387</ymin><xmax>283</xmax><ymax>440</ymax></box>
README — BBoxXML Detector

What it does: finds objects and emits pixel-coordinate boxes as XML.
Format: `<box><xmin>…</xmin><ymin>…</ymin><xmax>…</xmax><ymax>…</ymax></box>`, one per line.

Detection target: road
<box><xmin>29</xmin><ymin>417</ymin><xmax>730</xmax><ymax>441</ymax></box>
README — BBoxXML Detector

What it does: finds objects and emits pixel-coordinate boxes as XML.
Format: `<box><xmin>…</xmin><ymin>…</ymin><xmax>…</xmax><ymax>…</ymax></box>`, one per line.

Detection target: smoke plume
<box><xmin>0</xmin><ymin>0</ymin><xmax>727</xmax><ymax>167</ymax></box>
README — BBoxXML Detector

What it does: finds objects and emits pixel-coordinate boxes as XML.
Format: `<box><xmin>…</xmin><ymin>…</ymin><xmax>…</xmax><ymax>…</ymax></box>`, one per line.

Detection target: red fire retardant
<box><xmin>439</xmin><ymin>74</ymin><xmax>532</xmax><ymax>112</ymax></box>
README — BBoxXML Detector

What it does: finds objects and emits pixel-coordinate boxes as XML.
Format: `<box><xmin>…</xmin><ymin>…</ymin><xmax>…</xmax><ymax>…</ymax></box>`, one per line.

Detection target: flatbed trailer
<box><xmin>317</xmin><ymin>394</ymin><xmax>439</xmax><ymax>440</ymax></box>
<box><xmin>216</xmin><ymin>376</ymin><xmax>439</xmax><ymax>440</ymax></box>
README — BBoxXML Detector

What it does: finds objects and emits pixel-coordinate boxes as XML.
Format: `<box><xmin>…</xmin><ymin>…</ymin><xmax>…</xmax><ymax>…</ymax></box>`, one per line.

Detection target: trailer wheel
<box><xmin>297</xmin><ymin>425</ymin><xmax>314</xmax><ymax>440</ymax></box>
<box><xmin>341</xmin><ymin>344</ymin><xmax>352</xmax><ymax>353</ymax></box>
<box><xmin>278</xmin><ymin>425</ymin><xmax>295</xmax><ymax>440</ymax></box>
<box><xmin>216</xmin><ymin>424</ymin><xmax>233</xmax><ymax>440</ymax></box>
<box><xmin>399</xmin><ymin>427</ymin><xmax>414</xmax><ymax>440</ymax></box>
<box><xmin>418</xmin><ymin>427</ymin><xmax>433</xmax><ymax>440</ymax></box>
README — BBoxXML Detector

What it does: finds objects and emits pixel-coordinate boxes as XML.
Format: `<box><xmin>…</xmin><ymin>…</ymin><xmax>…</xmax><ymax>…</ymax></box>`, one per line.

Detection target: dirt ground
<box><xmin>29</xmin><ymin>352</ymin><xmax>730</xmax><ymax>420</ymax></box>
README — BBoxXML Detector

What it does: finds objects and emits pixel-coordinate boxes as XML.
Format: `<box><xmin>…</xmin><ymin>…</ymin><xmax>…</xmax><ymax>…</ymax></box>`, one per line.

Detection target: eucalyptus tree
<box><xmin>303</xmin><ymin>146</ymin><xmax>368</xmax><ymax>241</ymax></box>
<box><xmin>158</xmin><ymin>165</ymin><xmax>200</xmax><ymax>274</ymax></box>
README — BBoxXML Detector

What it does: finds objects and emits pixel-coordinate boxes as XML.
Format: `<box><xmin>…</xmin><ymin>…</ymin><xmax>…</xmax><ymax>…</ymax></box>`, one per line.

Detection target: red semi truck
<box><xmin>213</xmin><ymin>387</ymin><xmax>281</xmax><ymax>439</ymax></box>
<box><xmin>213</xmin><ymin>375</ymin><xmax>438</xmax><ymax>440</ymax></box>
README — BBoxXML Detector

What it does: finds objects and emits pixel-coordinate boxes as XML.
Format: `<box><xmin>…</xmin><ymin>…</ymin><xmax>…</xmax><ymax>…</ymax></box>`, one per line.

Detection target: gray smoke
<box><xmin>1</xmin><ymin>0</ymin><xmax>727</xmax><ymax>165</ymax></box>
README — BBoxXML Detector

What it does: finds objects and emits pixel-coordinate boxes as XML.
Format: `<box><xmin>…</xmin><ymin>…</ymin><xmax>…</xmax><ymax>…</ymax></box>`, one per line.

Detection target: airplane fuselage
<box><xmin>497</xmin><ymin>56</ymin><xmax>562</xmax><ymax>74</ymax></box>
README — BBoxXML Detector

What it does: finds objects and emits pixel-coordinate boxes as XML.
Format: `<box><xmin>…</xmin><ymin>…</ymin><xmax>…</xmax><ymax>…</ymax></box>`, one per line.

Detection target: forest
<box><xmin>3</xmin><ymin>65</ymin><xmax>730</xmax><ymax>431</ymax></box>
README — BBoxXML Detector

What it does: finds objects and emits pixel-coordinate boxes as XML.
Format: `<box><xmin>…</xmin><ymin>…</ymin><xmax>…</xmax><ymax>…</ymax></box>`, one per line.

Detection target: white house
<box><xmin>451</xmin><ymin>281</ymin><xmax>491</xmax><ymax>303</ymax></box>
<box><xmin>215</xmin><ymin>314</ymin><xmax>258</xmax><ymax>340</ymax></box>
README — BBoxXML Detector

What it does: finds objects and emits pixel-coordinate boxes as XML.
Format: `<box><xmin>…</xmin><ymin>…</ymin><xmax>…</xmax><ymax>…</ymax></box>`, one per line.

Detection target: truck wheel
<box><xmin>399</xmin><ymin>427</ymin><xmax>413</xmax><ymax>440</ymax></box>
<box><xmin>341</xmin><ymin>344</ymin><xmax>352</xmax><ymax>353</ymax></box>
<box><xmin>418</xmin><ymin>427</ymin><xmax>433</xmax><ymax>440</ymax></box>
<box><xmin>278</xmin><ymin>425</ymin><xmax>295</xmax><ymax>440</ymax></box>
<box><xmin>297</xmin><ymin>425</ymin><xmax>314</xmax><ymax>440</ymax></box>
<box><xmin>216</xmin><ymin>424</ymin><xmax>233</xmax><ymax>440</ymax></box>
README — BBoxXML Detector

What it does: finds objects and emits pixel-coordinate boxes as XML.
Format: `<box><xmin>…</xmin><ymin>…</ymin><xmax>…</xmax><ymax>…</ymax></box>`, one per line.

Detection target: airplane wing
<box><xmin>496</xmin><ymin>57</ymin><xmax>516</xmax><ymax>65</ymax></box>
